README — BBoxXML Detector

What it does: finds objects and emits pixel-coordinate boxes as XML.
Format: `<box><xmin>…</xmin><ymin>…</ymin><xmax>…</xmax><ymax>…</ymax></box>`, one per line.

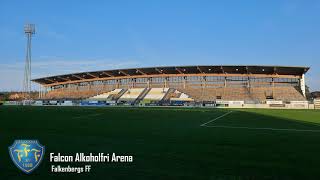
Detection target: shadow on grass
<box><xmin>1</xmin><ymin>106</ymin><xmax>320</xmax><ymax>179</ymax></box>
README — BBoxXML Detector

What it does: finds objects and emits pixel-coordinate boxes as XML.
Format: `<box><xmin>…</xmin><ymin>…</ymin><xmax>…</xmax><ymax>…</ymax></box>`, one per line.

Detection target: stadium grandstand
<box><xmin>31</xmin><ymin>65</ymin><xmax>311</xmax><ymax>108</ymax></box>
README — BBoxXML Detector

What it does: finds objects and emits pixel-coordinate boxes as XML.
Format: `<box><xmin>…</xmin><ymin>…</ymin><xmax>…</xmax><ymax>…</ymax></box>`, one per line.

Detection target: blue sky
<box><xmin>0</xmin><ymin>0</ymin><xmax>319</xmax><ymax>91</ymax></box>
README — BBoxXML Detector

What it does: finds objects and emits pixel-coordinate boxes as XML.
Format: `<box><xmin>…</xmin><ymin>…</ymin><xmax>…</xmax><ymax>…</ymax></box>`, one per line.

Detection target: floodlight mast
<box><xmin>23</xmin><ymin>24</ymin><xmax>35</xmax><ymax>101</ymax></box>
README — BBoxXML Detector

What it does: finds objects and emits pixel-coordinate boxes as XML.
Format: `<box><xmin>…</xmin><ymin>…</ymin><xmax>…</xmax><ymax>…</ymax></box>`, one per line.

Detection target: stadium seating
<box><xmin>118</xmin><ymin>88</ymin><xmax>146</xmax><ymax>103</ymax></box>
<box><xmin>88</xmin><ymin>89</ymin><xmax>123</xmax><ymax>100</ymax></box>
<box><xmin>177</xmin><ymin>85</ymin><xmax>306</xmax><ymax>102</ymax></box>
<box><xmin>272</xmin><ymin>86</ymin><xmax>305</xmax><ymax>101</ymax></box>
<box><xmin>34</xmin><ymin>65</ymin><xmax>309</xmax><ymax>105</ymax></box>
<box><xmin>143</xmin><ymin>88</ymin><xmax>169</xmax><ymax>101</ymax></box>
<box><xmin>42</xmin><ymin>87</ymin><xmax>115</xmax><ymax>100</ymax></box>
<box><xmin>249</xmin><ymin>87</ymin><xmax>273</xmax><ymax>101</ymax></box>
<box><xmin>222</xmin><ymin>87</ymin><xmax>251</xmax><ymax>101</ymax></box>
<box><xmin>42</xmin><ymin>83</ymin><xmax>306</xmax><ymax>103</ymax></box>
<box><xmin>170</xmin><ymin>90</ymin><xmax>194</xmax><ymax>101</ymax></box>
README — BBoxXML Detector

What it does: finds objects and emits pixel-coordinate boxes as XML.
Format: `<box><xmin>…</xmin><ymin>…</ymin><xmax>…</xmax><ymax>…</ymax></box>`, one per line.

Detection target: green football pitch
<box><xmin>1</xmin><ymin>106</ymin><xmax>320</xmax><ymax>180</ymax></box>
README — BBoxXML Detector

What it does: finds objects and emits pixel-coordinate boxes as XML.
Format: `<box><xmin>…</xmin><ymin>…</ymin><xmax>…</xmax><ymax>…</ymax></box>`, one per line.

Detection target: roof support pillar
<box><xmin>116</xmin><ymin>80</ymin><xmax>120</xmax><ymax>89</ymax></box>
<box><xmin>41</xmin><ymin>85</ymin><xmax>44</xmax><ymax>99</ymax></box>
<box><xmin>202</xmin><ymin>76</ymin><xmax>206</xmax><ymax>88</ymax></box>
<box><xmin>132</xmin><ymin>78</ymin><xmax>136</xmax><ymax>88</ymax></box>
<box><xmin>300</xmin><ymin>74</ymin><xmax>306</xmax><ymax>97</ymax></box>
<box><xmin>147</xmin><ymin>78</ymin><xmax>150</xmax><ymax>88</ymax></box>
<box><xmin>272</xmin><ymin>78</ymin><xmax>275</xmax><ymax>97</ymax></box>
<box><xmin>38</xmin><ymin>85</ymin><xmax>41</xmax><ymax>99</ymax></box>
<box><xmin>164</xmin><ymin>77</ymin><xmax>168</xmax><ymax>88</ymax></box>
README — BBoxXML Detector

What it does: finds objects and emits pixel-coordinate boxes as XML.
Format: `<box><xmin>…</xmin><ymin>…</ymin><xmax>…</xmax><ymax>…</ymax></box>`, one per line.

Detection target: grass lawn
<box><xmin>0</xmin><ymin>106</ymin><xmax>320</xmax><ymax>180</ymax></box>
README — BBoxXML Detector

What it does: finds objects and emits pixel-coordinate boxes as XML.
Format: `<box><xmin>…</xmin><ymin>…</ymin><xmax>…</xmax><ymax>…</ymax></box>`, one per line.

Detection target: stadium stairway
<box><xmin>118</xmin><ymin>88</ymin><xmax>145</xmax><ymax>103</ymax></box>
<box><xmin>134</xmin><ymin>88</ymin><xmax>151</xmax><ymax>104</ymax></box>
<box><xmin>162</xmin><ymin>88</ymin><xmax>176</xmax><ymax>101</ymax></box>
<box><xmin>143</xmin><ymin>88</ymin><xmax>169</xmax><ymax>102</ymax></box>
<box><xmin>112</xmin><ymin>89</ymin><xmax>128</xmax><ymax>101</ymax></box>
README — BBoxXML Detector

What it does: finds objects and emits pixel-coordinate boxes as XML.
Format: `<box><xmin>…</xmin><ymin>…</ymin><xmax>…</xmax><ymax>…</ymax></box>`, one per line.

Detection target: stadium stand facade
<box><xmin>32</xmin><ymin>65</ymin><xmax>310</xmax><ymax>107</ymax></box>
<box><xmin>315</xmin><ymin>99</ymin><xmax>320</xmax><ymax>109</ymax></box>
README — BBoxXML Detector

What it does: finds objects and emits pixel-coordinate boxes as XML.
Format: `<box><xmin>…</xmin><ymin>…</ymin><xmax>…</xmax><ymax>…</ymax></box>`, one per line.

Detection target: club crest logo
<box><xmin>9</xmin><ymin>140</ymin><xmax>45</xmax><ymax>174</ymax></box>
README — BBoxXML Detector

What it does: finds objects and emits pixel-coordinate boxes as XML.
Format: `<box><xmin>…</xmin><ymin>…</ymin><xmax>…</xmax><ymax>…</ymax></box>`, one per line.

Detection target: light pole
<box><xmin>23</xmin><ymin>24</ymin><xmax>35</xmax><ymax>100</ymax></box>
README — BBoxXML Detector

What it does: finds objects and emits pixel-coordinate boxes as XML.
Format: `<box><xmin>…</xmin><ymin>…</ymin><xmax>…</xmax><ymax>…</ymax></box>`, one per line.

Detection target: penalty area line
<box><xmin>200</xmin><ymin>111</ymin><xmax>233</xmax><ymax>127</ymax></box>
<box><xmin>202</xmin><ymin>125</ymin><xmax>320</xmax><ymax>132</ymax></box>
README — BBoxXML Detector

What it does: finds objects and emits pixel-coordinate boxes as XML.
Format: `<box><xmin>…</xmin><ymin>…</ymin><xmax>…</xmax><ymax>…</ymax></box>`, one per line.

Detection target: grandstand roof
<box><xmin>32</xmin><ymin>65</ymin><xmax>309</xmax><ymax>86</ymax></box>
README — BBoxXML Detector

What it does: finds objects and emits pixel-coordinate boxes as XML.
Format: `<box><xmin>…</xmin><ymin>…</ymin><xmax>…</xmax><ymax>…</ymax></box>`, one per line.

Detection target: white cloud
<box><xmin>0</xmin><ymin>57</ymin><xmax>141</xmax><ymax>91</ymax></box>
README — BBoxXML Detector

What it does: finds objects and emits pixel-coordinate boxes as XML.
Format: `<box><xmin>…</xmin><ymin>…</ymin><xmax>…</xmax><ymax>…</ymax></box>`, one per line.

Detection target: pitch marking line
<box><xmin>73</xmin><ymin>113</ymin><xmax>103</xmax><ymax>119</ymax></box>
<box><xmin>202</xmin><ymin>125</ymin><xmax>320</xmax><ymax>132</ymax></box>
<box><xmin>200</xmin><ymin>111</ymin><xmax>320</xmax><ymax>132</ymax></box>
<box><xmin>200</xmin><ymin>111</ymin><xmax>234</xmax><ymax>127</ymax></box>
